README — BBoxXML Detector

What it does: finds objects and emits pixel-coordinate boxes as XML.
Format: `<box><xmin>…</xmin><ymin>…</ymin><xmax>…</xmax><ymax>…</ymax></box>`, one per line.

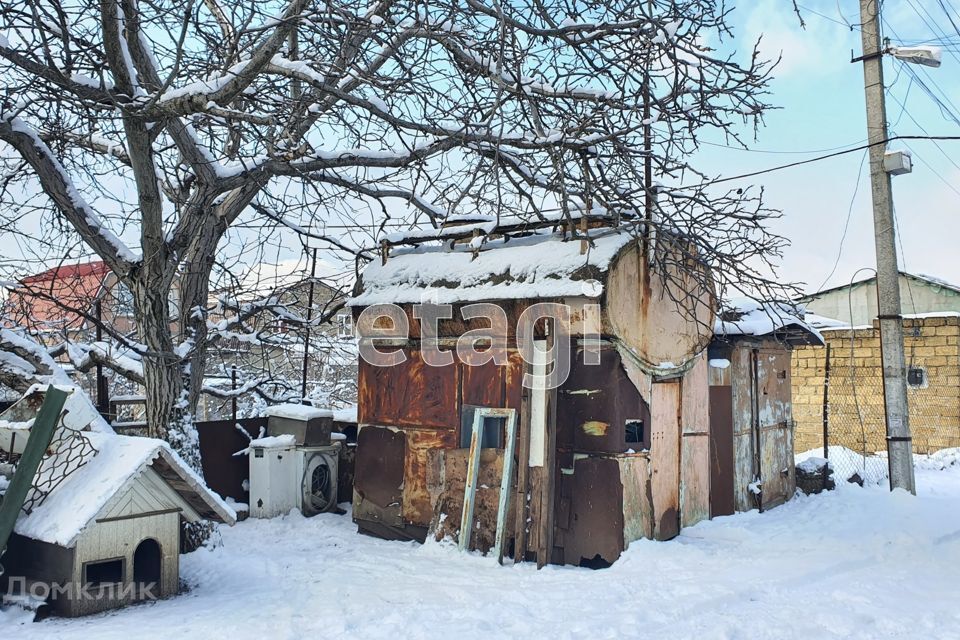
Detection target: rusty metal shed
<box><xmin>709</xmin><ymin>300</ymin><xmax>824</xmax><ymax>516</ymax></box>
<box><xmin>348</xmin><ymin>218</ymin><xmax>722</xmax><ymax>566</ymax></box>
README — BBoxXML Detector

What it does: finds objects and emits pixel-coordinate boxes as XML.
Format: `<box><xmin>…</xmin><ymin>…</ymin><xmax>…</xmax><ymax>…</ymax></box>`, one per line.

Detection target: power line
<box><xmin>677</xmin><ymin>135</ymin><xmax>960</xmax><ymax>189</ymax></box>
<box><xmin>815</xmin><ymin>149</ymin><xmax>869</xmax><ymax>293</ymax></box>
<box><xmin>699</xmin><ymin>138</ymin><xmax>867</xmax><ymax>155</ymax></box>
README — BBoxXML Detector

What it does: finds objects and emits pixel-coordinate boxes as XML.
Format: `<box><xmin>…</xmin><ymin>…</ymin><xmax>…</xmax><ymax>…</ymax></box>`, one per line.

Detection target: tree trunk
<box><xmin>134</xmin><ymin>280</ymin><xmax>203</xmax><ymax>469</ymax></box>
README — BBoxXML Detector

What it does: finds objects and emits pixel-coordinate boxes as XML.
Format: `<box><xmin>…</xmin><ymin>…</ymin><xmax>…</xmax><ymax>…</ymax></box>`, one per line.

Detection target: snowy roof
<box><xmin>350</xmin><ymin>227</ymin><xmax>638</xmax><ymax>306</ymax></box>
<box><xmin>802</xmin><ymin>271</ymin><xmax>960</xmax><ymax>298</ymax></box>
<box><xmin>714</xmin><ymin>299</ymin><xmax>824</xmax><ymax>346</ymax></box>
<box><xmin>14</xmin><ymin>431</ymin><xmax>236</xmax><ymax>547</ymax></box>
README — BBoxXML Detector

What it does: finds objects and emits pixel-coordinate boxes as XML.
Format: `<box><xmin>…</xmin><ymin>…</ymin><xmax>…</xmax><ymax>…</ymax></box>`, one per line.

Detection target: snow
<box><xmin>350</xmin><ymin>227</ymin><xmax>637</xmax><ymax>306</ymax></box>
<box><xmin>332</xmin><ymin>405</ymin><xmax>358</xmax><ymax>423</ymax></box>
<box><xmin>707</xmin><ymin>358</ymin><xmax>730</xmax><ymax>369</ymax></box>
<box><xmin>247</xmin><ymin>434</ymin><xmax>296</xmax><ymax>449</ymax></box>
<box><xmin>263</xmin><ymin>404</ymin><xmax>333</xmax><ymax>420</ymax></box>
<box><xmin>14</xmin><ymin>431</ymin><xmax>234</xmax><ymax>547</ymax></box>
<box><xmin>796</xmin><ymin>455</ymin><xmax>829</xmax><ymax>474</ymax></box>
<box><xmin>715</xmin><ymin>297</ymin><xmax>823</xmax><ymax>344</ymax></box>
<box><xmin>8</xmin><ymin>460</ymin><xmax>960</xmax><ymax>637</ymax></box>
<box><xmin>797</xmin><ymin>446</ymin><xmax>888</xmax><ymax>484</ymax></box>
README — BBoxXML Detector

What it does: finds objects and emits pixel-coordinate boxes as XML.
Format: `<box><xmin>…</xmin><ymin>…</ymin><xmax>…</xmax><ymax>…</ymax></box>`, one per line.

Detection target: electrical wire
<box><xmin>673</xmin><ymin>135</ymin><xmax>960</xmax><ymax>189</ymax></box>
<box><xmin>815</xmin><ymin>149</ymin><xmax>869</xmax><ymax>293</ymax></box>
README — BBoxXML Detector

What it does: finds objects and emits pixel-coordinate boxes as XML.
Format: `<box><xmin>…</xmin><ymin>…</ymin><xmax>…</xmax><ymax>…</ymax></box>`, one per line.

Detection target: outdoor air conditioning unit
<box><xmin>298</xmin><ymin>445</ymin><xmax>339</xmax><ymax>516</ymax></box>
<box><xmin>249</xmin><ymin>442</ymin><xmax>341</xmax><ymax>518</ymax></box>
<box><xmin>248</xmin><ymin>405</ymin><xmax>342</xmax><ymax>518</ymax></box>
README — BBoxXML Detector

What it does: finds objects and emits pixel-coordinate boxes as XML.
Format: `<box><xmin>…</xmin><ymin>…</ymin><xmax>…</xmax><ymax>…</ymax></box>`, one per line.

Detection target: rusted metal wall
<box><xmin>557</xmin><ymin>456</ymin><xmax>624</xmax><ymax>565</ymax></box>
<box><xmin>354</xmin><ymin>345</ymin><xmax>526</xmax><ymax>539</ymax></box>
<box><xmin>558</xmin><ymin>346</ymin><xmax>651</xmax><ymax>455</ymax></box>
<box><xmin>353</xmin><ymin>425</ymin><xmax>406</xmax><ymax>532</ymax></box>
<box><xmin>195</xmin><ymin>417</ymin><xmax>267</xmax><ymax>502</ymax></box>
<box><xmin>358</xmin><ymin>349</ymin><xmax>460</xmax><ymax>429</ymax></box>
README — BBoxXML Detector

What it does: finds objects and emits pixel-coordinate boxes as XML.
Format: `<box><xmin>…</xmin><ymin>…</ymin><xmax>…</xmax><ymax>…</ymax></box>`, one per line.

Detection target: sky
<box><xmin>693</xmin><ymin>0</ymin><xmax>960</xmax><ymax>295</ymax></box>
<box><xmin>2</xmin><ymin>0</ymin><xmax>958</xmax><ymax>298</ymax></box>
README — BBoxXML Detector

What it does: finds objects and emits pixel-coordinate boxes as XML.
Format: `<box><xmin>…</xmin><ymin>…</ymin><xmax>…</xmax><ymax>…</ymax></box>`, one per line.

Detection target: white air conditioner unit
<box><xmin>299</xmin><ymin>445</ymin><xmax>339</xmax><ymax>516</ymax></box>
<box><xmin>249</xmin><ymin>442</ymin><xmax>340</xmax><ymax>518</ymax></box>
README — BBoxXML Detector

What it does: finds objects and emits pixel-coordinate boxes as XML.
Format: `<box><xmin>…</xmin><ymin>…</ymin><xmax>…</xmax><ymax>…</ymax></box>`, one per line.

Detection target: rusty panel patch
<box><xmin>402</xmin><ymin>427</ymin><xmax>457</xmax><ymax>526</ymax></box>
<box><xmin>358</xmin><ymin>349</ymin><xmax>459</xmax><ymax>428</ymax></box>
<box><xmin>581</xmin><ymin>421</ymin><xmax>610</xmax><ymax>436</ymax></box>
<box><xmin>461</xmin><ymin>359</ymin><xmax>505</xmax><ymax>407</ymax></box>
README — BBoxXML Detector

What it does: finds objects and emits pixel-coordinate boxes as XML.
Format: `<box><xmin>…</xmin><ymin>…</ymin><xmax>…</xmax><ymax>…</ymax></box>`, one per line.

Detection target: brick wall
<box><xmin>792</xmin><ymin>315</ymin><xmax>960</xmax><ymax>455</ymax></box>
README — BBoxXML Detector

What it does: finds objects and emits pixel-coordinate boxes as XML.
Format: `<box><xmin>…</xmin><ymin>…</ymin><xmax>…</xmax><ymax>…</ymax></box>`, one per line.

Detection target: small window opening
<box><xmin>907</xmin><ymin>367</ymin><xmax>927</xmax><ymax>388</ymax></box>
<box><xmin>84</xmin><ymin>558</ymin><xmax>123</xmax><ymax>586</ymax></box>
<box><xmin>625</xmin><ymin>419</ymin><xmax>644</xmax><ymax>445</ymax></box>
<box><xmin>460</xmin><ymin>406</ymin><xmax>505</xmax><ymax>449</ymax></box>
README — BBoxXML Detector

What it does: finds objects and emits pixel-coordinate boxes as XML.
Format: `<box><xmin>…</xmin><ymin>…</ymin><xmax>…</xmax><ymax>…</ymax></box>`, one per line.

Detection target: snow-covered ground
<box><xmin>5</xmin><ymin>462</ymin><xmax>960</xmax><ymax>639</ymax></box>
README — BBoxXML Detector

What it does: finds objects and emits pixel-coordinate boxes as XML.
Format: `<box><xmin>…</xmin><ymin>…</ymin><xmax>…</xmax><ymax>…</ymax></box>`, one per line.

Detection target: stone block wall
<box><xmin>792</xmin><ymin>315</ymin><xmax>960</xmax><ymax>455</ymax></box>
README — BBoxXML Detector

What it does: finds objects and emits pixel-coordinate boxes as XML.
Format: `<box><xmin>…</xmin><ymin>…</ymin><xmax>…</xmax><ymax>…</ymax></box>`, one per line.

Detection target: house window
<box><xmin>460</xmin><ymin>405</ymin><xmax>505</xmax><ymax>449</ymax></box>
<box><xmin>907</xmin><ymin>367</ymin><xmax>927</xmax><ymax>388</ymax></box>
<box><xmin>84</xmin><ymin>558</ymin><xmax>124</xmax><ymax>586</ymax></box>
<box><xmin>625</xmin><ymin>419</ymin><xmax>645</xmax><ymax>445</ymax></box>
<box><xmin>337</xmin><ymin>313</ymin><xmax>353</xmax><ymax>338</ymax></box>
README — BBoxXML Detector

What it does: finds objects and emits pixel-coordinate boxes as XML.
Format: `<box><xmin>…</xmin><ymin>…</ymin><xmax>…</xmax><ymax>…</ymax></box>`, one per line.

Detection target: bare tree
<box><xmin>0</xmin><ymin>0</ymin><xmax>786</xmax><ymax>461</ymax></box>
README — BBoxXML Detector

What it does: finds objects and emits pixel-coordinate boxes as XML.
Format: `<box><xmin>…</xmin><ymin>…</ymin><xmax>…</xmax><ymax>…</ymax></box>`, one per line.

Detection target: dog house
<box><xmin>349</xmin><ymin>220</ymin><xmax>716</xmax><ymax>566</ymax></box>
<box><xmin>709</xmin><ymin>300</ymin><xmax>823</xmax><ymax>515</ymax></box>
<box><xmin>0</xmin><ymin>390</ymin><xmax>235</xmax><ymax>617</ymax></box>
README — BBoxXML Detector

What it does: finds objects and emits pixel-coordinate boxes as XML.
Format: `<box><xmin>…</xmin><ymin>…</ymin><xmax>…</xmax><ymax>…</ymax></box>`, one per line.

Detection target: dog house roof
<box><xmin>14</xmin><ymin>431</ymin><xmax>236</xmax><ymax>547</ymax></box>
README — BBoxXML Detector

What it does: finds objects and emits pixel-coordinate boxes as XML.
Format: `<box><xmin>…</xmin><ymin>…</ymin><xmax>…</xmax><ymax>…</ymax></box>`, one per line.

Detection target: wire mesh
<box><xmin>795</xmin><ymin>320</ymin><xmax>960</xmax><ymax>485</ymax></box>
<box><xmin>20</xmin><ymin>427</ymin><xmax>99</xmax><ymax>515</ymax></box>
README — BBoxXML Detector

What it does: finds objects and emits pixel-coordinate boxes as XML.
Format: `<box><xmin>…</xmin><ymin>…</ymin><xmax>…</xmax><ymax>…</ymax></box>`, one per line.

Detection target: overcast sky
<box><xmin>695</xmin><ymin>0</ymin><xmax>960</xmax><ymax>296</ymax></box>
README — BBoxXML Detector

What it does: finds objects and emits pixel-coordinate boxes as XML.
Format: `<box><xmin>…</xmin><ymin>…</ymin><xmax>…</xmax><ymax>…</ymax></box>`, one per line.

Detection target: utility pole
<box><xmin>857</xmin><ymin>0</ymin><xmax>916</xmax><ymax>494</ymax></box>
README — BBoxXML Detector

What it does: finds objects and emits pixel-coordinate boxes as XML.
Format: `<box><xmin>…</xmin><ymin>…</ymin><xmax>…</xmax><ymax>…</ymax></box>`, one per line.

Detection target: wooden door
<box><xmin>651</xmin><ymin>380</ymin><xmax>681</xmax><ymax>540</ymax></box>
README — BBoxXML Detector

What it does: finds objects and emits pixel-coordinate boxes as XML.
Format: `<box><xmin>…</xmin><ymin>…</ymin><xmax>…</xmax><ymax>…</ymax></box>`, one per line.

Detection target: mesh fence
<box><xmin>793</xmin><ymin>319</ymin><xmax>960</xmax><ymax>485</ymax></box>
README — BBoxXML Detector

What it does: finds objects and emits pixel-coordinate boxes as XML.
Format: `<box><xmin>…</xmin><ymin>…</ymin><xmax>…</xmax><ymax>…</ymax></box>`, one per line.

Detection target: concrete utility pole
<box><xmin>857</xmin><ymin>0</ymin><xmax>916</xmax><ymax>493</ymax></box>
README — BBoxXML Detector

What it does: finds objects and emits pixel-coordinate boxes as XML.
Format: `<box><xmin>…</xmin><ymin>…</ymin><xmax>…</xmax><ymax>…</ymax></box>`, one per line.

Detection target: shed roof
<box><xmin>800</xmin><ymin>271</ymin><xmax>960</xmax><ymax>299</ymax></box>
<box><xmin>714</xmin><ymin>299</ymin><xmax>824</xmax><ymax>346</ymax></box>
<box><xmin>13</xmin><ymin>431</ymin><xmax>236</xmax><ymax>547</ymax></box>
<box><xmin>350</xmin><ymin>227</ymin><xmax>638</xmax><ymax>306</ymax></box>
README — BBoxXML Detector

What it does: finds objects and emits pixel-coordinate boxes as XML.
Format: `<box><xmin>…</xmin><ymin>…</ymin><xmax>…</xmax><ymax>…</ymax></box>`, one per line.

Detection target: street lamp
<box><xmin>888</xmin><ymin>45</ymin><xmax>943</xmax><ymax>68</ymax></box>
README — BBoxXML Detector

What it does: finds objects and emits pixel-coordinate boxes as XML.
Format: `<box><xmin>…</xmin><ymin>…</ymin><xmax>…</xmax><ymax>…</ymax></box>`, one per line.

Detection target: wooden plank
<box><xmin>537</xmin><ymin>329</ymin><xmax>558</xmax><ymax>568</ymax></box>
<box><xmin>650</xmin><ymin>380</ymin><xmax>681</xmax><ymax>540</ymax></box>
<box><xmin>512</xmin><ymin>357</ymin><xmax>532</xmax><ymax>563</ymax></box>
<box><xmin>0</xmin><ymin>387</ymin><xmax>67</xmax><ymax>557</ymax></box>
<box><xmin>680</xmin><ymin>354</ymin><xmax>711</xmax><ymax>528</ymax></box>
<box><xmin>458</xmin><ymin>411</ymin><xmax>484</xmax><ymax>552</ymax></box>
